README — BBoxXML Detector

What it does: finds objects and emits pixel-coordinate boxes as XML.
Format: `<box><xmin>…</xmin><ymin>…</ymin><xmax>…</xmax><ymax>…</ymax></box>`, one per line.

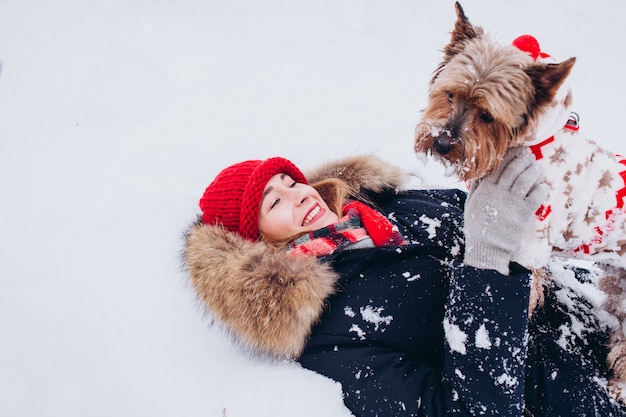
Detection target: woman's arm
<box><xmin>444</xmin><ymin>262</ymin><xmax>531</xmax><ymax>416</ymax></box>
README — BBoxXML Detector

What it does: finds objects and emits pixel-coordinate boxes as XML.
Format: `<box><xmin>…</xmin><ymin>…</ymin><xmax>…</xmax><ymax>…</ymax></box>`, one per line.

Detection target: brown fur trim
<box><xmin>183</xmin><ymin>221</ymin><xmax>338</xmax><ymax>359</ymax></box>
<box><xmin>305</xmin><ymin>154</ymin><xmax>408</xmax><ymax>194</ymax></box>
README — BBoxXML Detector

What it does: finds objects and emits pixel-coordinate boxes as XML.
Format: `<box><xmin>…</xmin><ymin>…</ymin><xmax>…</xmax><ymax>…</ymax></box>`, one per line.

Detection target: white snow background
<box><xmin>1</xmin><ymin>1</ymin><xmax>625</xmax><ymax>416</ymax></box>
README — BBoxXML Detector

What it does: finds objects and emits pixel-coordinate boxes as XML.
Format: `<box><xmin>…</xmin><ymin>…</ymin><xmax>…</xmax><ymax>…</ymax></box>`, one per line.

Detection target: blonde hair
<box><xmin>260</xmin><ymin>177</ymin><xmax>358</xmax><ymax>248</ymax></box>
<box><xmin>311</xmin><ymin>177</ymin><xmax>356</xmax><ymax>218</ymax></box>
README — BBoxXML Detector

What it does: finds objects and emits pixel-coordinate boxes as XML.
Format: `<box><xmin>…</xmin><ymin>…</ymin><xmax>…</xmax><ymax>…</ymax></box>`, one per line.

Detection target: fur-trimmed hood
<box><xmin>182</xmin><ymin>155</ymin><xmax>409</xmax><ymax>359</ymax></box>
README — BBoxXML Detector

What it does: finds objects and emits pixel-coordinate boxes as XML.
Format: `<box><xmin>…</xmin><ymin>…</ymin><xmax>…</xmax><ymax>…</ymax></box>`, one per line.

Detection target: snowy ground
<box><xmin>1</xmin><ymin>1</ymin><xmax>625</xmax><ymax>416</ymax></box>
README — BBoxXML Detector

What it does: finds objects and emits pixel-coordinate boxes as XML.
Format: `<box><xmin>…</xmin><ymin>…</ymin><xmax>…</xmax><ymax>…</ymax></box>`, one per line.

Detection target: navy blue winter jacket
<box><xmin>299</xmin><ymin>188</ymin><xmax>626</xmax><ymax>417</ymax></box>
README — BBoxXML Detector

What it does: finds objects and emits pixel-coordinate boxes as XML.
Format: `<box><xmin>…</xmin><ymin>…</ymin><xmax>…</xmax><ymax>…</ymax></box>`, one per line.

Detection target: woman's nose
<box><xmin>294</xmin><ymin>189</ymin><xmax>308</xmax><ymax>206</ymax></box>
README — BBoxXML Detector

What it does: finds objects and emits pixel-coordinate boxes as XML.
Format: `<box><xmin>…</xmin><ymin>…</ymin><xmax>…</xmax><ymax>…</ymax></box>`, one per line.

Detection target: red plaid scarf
<box><xmin>286</xmin><ymin>201</ymin><xmax>405</xmax><ymax>258</ymax></box>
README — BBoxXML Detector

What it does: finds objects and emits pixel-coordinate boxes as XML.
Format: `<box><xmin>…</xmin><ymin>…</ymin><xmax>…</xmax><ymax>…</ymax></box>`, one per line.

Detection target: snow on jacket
<box><xmin>183</xmin><ymin>155</ymin><xmax>626</xmax><ymax>417</ymax></box>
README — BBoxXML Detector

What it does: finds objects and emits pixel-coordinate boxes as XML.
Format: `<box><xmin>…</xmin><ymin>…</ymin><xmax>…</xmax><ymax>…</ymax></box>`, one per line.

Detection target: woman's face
<box><xmin>258</xmin><ymin>173</ymin><xmax>340</xmax><ymax>242</ymax></box>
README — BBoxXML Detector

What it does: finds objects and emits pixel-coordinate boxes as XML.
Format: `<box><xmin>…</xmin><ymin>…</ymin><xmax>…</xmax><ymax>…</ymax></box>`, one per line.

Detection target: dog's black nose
<box><xmin>433</xmin><ymin>133</ymin><xmax>454</xmax><ymax>155</ymax></box>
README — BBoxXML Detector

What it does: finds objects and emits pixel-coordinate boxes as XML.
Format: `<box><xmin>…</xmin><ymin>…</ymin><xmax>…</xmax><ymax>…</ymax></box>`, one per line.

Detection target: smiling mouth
<box><xmin>302</xmin><ymin>204</ymin><xmax>322</xmax><ymax>226</ymax></box>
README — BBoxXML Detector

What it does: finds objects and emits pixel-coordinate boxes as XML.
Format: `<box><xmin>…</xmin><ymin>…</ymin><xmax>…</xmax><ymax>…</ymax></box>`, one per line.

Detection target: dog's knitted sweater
<box><xmin>513</xmin><ymin>96</ymin><xmax>626</xmax><ymax>269</ymax></box>
<box><xmin>507</xmin><ymin>36</ymin><xmax>626</xmax><ymax>268</ymax></box>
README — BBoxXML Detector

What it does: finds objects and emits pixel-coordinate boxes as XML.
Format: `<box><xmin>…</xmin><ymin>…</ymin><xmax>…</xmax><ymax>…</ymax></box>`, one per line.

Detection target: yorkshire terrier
<box><xmin>414</xmin><ymin>2</ymin><xmax>626</xmax><ymax>386</ymax></box>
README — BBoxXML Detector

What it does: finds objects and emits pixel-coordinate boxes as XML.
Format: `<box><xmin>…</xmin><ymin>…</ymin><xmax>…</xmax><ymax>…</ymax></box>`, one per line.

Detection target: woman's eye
<box><xmin>269</xmin><ymin>198</ymin><xmax>280</xmax><ymax>210</ymax></box>
<box><xmin>290</xmin><ymin>181</ymin><xmax>296</xmax><ymax>188</ymax></box>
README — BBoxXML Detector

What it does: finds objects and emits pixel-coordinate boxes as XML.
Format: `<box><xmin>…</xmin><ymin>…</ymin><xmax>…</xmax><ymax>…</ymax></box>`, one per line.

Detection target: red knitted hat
<box><xmin>199</xmin><ymin>157</ymin><xmax>308</xmax><ymax>241</ymax></box>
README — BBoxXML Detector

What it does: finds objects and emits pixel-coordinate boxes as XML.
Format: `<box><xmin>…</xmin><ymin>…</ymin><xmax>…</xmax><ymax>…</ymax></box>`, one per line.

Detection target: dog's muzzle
<box><xmin>433</xmin><ymin>132</ymin><xmax>456</xmax><ymax>155</ymax></box>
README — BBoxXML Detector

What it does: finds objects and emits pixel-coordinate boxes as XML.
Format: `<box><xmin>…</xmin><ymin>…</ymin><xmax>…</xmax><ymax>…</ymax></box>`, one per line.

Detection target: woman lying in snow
<box><xmin>183</xmin><ymin>150</ymin><xmax>626</xmax><ymax>416</ymax></box>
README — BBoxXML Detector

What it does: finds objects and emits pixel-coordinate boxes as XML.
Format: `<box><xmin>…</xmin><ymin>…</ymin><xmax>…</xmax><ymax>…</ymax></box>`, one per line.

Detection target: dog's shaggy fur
<box><xmin>414</xmin><ymin>2</ymin><xmax>626</xmax><ymax>384</ymax></box>
<box><xmin>415</xmin><ymin>3</ymin><xmax>576</xmax><ymax>182</ymax></box>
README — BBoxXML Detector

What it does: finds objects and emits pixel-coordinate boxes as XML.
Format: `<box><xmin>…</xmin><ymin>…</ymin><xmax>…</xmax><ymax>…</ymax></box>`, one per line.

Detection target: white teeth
<box><xmin>303</xmin><ymin>205</ymin><xmax>321</xmax><ymax>226</ymax></box>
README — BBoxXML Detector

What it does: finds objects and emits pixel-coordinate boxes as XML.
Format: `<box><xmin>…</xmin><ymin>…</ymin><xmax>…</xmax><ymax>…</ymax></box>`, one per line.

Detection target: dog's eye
<box><xmin>446</xmin><ymin>92</ymin><xmax>454</xmax><ymax>103</ymax></box>
<box><xmin>479</xmin><ymin>112</ymin><xmax>494</xmax><ymax>123</ymax></box>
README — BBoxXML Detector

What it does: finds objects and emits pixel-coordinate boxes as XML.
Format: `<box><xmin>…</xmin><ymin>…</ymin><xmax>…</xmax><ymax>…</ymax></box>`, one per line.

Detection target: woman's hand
<box><xmin>463</xmin><ymin>147</ymin><xmax>547</xmax><ymax>275</ymax></box>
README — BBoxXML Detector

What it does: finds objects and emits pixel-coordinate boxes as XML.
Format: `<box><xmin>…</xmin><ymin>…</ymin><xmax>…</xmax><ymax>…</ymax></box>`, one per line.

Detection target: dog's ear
<box><xmin>527</xmin><ymin>57</ymin><xmax>576</xmax><ymax>107</ymax></box>
<box><xmin>431</xmin><ymin>2</ymin><xmax>483</xmax><ymax>84</ymax></box>
<box><xmin>445</xmin><ymin>2</ymin><xmax>481</xmax><ymax>57</ymax></box>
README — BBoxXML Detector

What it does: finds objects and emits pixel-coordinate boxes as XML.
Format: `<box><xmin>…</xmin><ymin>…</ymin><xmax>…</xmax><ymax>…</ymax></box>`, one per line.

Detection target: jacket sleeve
<box><xmin>300</xmin><ymin>262</ymin><xmax>531</xmax><ymax>417</ymax></box>
<box><xmin>443</xmin><ymin>262</ymin><xmax>530</xmax><ymax>416</ymax></box>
